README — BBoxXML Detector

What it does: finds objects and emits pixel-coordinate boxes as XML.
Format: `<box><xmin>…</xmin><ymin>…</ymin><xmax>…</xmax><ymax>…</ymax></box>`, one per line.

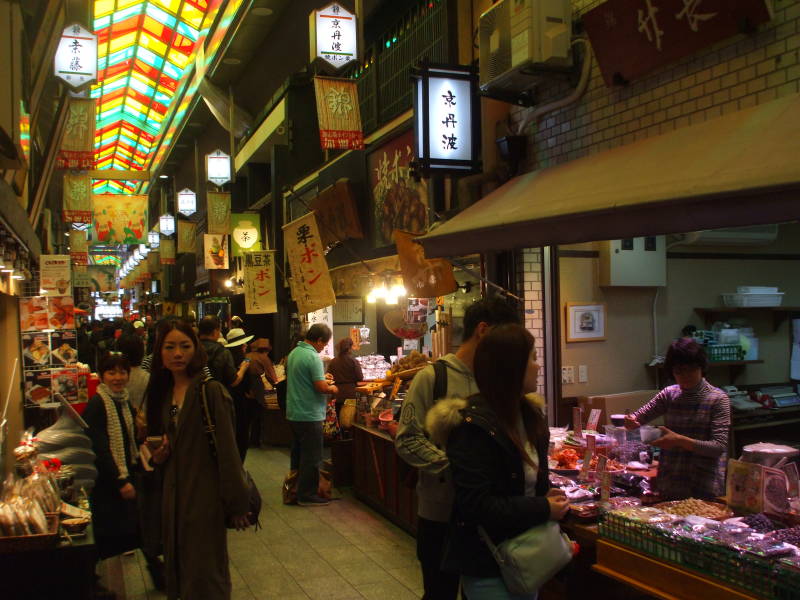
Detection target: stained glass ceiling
<box><xmin>90</xmin><ymin>0</ymin><xmax>214</xmax><ymax>194</ymax></box>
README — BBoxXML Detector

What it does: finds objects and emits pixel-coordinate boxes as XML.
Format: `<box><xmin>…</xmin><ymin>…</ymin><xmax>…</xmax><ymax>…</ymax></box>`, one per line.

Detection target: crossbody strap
<box><xmin>199</xmin><ymin>377</ymin><xmax>218</xmax><ymax>460</ymax></box>
<box><xmin>477</xmin><ymin>525</ymin><xmax>505</xmax><ymax>565</ymax></box>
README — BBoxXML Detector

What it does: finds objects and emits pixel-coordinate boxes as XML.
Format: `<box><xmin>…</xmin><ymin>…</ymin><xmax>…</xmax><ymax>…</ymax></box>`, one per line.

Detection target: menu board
<box><xmin>50</xmin><ymin>330</ymin><xmax>78</xmax><ymax>365</ymax></box>
<box><xmin>19</xmin><ymin>297</ymin><xmax>49</xmax><ymax>331</ymax></box>
<box><xmin>51</xmin><ymin>368</ymin><xmax>79</xmax><ymax>404</ymax></box>
<box><xmin>24</xmin><ymin>370</ymin><xmax>52</xmax><ymax>406</ymax></box>
<box><xmin>22</xmin><ymin>332</ymin><xmax>51</xmax><ymax>368</ymax></box>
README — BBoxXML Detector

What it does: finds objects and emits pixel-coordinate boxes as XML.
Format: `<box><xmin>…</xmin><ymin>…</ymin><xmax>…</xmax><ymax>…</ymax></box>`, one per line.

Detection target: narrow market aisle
<box><xmin>117</xmin><ymin>446</ymin><xmax>423</xmax><ymax>600</ymax></box>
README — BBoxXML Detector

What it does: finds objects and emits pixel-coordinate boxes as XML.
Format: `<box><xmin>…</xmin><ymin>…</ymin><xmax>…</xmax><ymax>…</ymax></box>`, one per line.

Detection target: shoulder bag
<box><xmin>199</xmin><ymin>378</ymin><xmax>262</xmax><ymax>530</ymax></box>
<box><xmin>478</xmin><ymin>521</ymin><xmax>573</xmax><ymax>595</ymax></box>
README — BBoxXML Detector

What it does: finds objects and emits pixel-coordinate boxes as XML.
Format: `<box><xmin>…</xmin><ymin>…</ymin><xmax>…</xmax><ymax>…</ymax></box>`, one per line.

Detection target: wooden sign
<box><xmin>310</xmin><ymin>179</ymin><xmax>363</xmax><ymax>247</ymax></box>
<box><xmin>584</xmin><ymin>0</ymin><xmax>773</xmax><ymax>86</ymax></box>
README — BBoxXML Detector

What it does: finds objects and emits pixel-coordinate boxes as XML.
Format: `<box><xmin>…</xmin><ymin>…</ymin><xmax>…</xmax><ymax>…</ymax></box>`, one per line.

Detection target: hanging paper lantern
<box><xmin>159</xmin><ymin>213</ymin><xmax>175</xmax><ymax>237</ymax></box>
<box><xmin>148</xmin><ymin>230</ymin><xmax>160</xmax><ymax>248</ymax></box>
<box><xmin>177</xmin><ymin>188</ymin><xmax>197</xmax><ymax>217</ymax></box>
<box><xmin>206</xmin><ymin>149</ymin><xmax>231</xmax><ymax>186</ymax></box>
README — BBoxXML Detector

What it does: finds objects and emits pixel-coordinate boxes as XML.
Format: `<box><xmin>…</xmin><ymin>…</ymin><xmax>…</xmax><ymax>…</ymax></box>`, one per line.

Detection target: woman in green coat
<box><xmin>146</xmin><ymin>320</ymin><xmax>250</xmax><ymax>600</ymax></box>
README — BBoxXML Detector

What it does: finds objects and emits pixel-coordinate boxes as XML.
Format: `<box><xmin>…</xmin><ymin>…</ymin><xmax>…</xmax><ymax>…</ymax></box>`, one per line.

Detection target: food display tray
<box><xmin>0</xmin><ymin>513</ymin><xmax>59</xmax><ymax>554</ymax></box>
<box><xmin>599</xmin><ymin>512</ymin><xmax>775</xmax><ymax>598</ymax></box>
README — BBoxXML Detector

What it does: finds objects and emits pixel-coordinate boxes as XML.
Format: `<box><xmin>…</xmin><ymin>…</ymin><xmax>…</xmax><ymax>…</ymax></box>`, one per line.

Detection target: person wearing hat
<box><xmin>247</xmin><ymin>338</ymin><xmax>278</xmax><ymax>387</ymax></box>
<box><xmin>225</xmin><ymin>327</ymin><xmax>259</xmax><ymax>462</ymax></box>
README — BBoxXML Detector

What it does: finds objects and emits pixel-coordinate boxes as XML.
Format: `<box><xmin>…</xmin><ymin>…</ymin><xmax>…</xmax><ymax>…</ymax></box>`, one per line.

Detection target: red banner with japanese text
<box><xmin>283</xmin><ymin>211</ymin><xmax>336</xmax><ymax>315</ymax></box>
<box><xmin>243</xmin><ymin>250</ymin><xmax>278</xmax><ymax>314</ymax></box>
<box><xmin>56</xmin><ymin>98</ymin><xmax>96</xmax><ymax>169</ymax></box>
<box><xmin>313</xmin><ymin>77</ymin><xmax>365</xmax><ymax>150</ymax></box>
<box><xmin>63</xmin><ymin>173</ymin><xmax>93</xmax><ymax>223</ymax></box>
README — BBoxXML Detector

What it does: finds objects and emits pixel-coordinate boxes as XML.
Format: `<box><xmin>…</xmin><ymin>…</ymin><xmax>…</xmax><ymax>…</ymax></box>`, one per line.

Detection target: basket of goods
<box><xmin>387</xmin><ymin>351</ymin><xmax>430</xmax><ymax>379</ymax></box>
<box><xmin>653</xmin><ymin>498</ymin><xmax>734</xmax><ymax>521</ymax></box>
<box><xmin>383</xmin><ymin>309</ymin><xmax>428</xmax><ymax>340</ymax></box>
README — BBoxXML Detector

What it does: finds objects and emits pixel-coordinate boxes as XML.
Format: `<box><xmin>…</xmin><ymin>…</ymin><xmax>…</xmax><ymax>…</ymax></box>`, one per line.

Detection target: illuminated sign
<box><xmin>206</xmin><ymin>149</ymin><xmax>231</xmax><ymax>186</ymax></box>
<box><xmin>311</xmin><ymin>2</ymin><xmax>357</xmax><ymax>69</ymax></box>
<box><xmin>412</xmin><ymin>63</ymin><xmax>480</xmax><ymax>176</ymax></box>
<box><xmin>54</xmin><ymin>23</ymin><xmax>97</xmax><ymax>89</ymax></box>
<box><xmin>177</xmin><ymin>188</ymin><xmax>197</xmax><ymax>217</ymax></box>
<box><xmin>159</xmin><ymin>213</ymin><xmax>175</xmax><ymax>237</ymax></box>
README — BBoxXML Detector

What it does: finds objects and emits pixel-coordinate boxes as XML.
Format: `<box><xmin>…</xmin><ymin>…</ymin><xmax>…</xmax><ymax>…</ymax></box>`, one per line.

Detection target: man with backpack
<box><xmin>395</xmin><ymin>297</ymin><xmax>521</xmax><ymax>600</ymax></box>
<box><xmin>198</xmin><ymin>316</ymin><xmax>248</xmax><ymax>388</ymax></box>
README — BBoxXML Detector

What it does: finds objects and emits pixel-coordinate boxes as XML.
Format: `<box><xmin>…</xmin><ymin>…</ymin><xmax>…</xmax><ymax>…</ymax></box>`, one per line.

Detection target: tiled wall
<box><xmin>509</xmin><ymin>0</ymin><xmax>800</xmax><ymax>170</ymax></box>
<box><xmin>516</xmin><ymin>247</ymin><xmax>546</xmax><ymax>395</ymax></box>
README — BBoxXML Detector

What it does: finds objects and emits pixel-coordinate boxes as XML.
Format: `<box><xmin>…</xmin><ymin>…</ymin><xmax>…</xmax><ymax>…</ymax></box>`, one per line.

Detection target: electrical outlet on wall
<box><xmin>561</xmin><ymin>366</ymin><xmax>574</xmax><ymax>384</ymax></box>
<box><xmin>578</xmin><ymin>365</ymin><xmax>588</xmax><ymax>383</ymax></box>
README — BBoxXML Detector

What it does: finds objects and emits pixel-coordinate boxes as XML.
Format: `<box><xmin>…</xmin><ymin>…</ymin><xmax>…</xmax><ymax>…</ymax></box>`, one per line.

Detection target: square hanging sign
<box><xmin>309</xmin><ymin>2</ymin><xmax>358</xmax><ymax>70</ymax></box>
<box><xmin>412</xmin><ymin>63</ymin><xmax>481</xmax><ymax>176</ymax></box>
<box><xmin>54</xmin><ymin>23</ymin><xmax>97</xmax><ymax>89</ymax></box>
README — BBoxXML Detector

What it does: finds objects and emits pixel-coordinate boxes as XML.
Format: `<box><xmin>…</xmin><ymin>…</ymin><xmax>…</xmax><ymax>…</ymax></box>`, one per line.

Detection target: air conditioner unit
<box><xmin>479</xmin><ymin>0</ymin><xmax>572</xmax><ymax>97</ymax></box>
<box><xmin>674</xmin><ymin>225</ymin><xmax>779</xmax><ymax>247</ymax></box>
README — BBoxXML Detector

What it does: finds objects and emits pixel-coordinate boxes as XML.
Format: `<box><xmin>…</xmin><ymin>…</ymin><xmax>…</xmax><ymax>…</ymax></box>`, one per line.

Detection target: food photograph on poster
<box><xmin>22</xmin><ymin>332</ymin><xmax>51</xmax><ymax>368</ymax></box>
<box><xmin>368</xmin><ymin>129</ymin><xmax>428</xmax><ymax>247</ymax></box>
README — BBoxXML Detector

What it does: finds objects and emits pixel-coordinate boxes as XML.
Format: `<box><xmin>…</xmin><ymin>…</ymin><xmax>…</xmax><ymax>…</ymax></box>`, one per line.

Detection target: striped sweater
<box><xmin>633</xmin><ymin>379</ymin><xmax>730</xmax><ymax>500</ymax></box>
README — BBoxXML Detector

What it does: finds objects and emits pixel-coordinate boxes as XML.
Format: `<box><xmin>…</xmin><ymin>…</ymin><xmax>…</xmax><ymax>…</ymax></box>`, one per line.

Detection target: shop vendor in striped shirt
<box><xmin>626</xmin><ymin>339</ymin><xmax>731</xmax><ymax>500</ymax></box>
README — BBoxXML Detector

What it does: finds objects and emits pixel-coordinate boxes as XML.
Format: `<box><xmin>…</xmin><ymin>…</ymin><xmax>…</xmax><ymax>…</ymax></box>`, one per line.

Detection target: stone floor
<box><xmin>110</xmin><ymin>446</ymin><xmax>423</xmax><ymax>599</ymax></box>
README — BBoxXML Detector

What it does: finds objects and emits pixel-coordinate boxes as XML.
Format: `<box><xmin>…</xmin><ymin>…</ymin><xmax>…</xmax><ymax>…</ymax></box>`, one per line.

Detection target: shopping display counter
<box><xmin>351</xmin><ymin>423</ymin><xmax>418</xmax><ymax>535</ymax></box>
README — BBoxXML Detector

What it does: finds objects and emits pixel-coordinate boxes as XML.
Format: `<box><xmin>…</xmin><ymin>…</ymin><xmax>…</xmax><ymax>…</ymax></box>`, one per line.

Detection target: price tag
<box><xmin>578</xmin><ymin>434</ymin><xmax>596</xmax><ymax>481</ymax></box>
<box><xmin>586</xmin><ymin>408</ymin><xmax>602</xmax><ymax>432</ymax></box>
<box><xmin>600</xmin><ymin>471</ymin><xmax>612</xmax><ymax>503</ymax></box>
<box><xmin>573</xmin><ymin>407</ymin><xmax>583</xmax><ymax>438</ymax></box>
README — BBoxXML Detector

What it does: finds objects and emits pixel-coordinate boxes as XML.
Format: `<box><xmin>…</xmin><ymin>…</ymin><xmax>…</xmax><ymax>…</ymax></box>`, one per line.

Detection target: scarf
<box><xmin>96</xmin><ymin>383</ymin><xmax>137</xmax><ymax>480</ymax></box>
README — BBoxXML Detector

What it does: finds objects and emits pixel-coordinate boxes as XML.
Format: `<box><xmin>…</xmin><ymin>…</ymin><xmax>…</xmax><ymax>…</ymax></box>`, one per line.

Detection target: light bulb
<box><xmin>224</xmin><ymin>279</ymin><xmax>233</xmax><ymax>288</ymax></box>
<box><xmin>366</xmin><ymin>291</ymin><xmax>377</xmax><ymax>303</ymax></box>
<box><xmin>390</xmin><ymin>284</ymin><xmax>407</xmax><ymax>297</ymax></box>
<box><xmin>385</xmin><ymin>295</ymin><xmax>399</xmax><ymax>305</ymax></box>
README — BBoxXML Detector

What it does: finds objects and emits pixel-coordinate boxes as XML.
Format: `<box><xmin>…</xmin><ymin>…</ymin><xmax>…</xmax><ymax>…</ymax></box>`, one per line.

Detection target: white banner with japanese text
<box><xmin>283</xmin><ymin>211</ymin><xmax>336</xmax><ymax>315</ymax></box>
<box><xmin>243</xmin><ymin>250</ymin><xmax>278</xmax><ymax>314</ymax></box>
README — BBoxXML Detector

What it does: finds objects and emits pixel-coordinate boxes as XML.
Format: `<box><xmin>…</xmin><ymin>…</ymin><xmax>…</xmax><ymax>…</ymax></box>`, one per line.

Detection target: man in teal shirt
<box><xmin>286</xmin><ymin>324</ymin><xmax>338</xmax><ymax>505</ymax></box>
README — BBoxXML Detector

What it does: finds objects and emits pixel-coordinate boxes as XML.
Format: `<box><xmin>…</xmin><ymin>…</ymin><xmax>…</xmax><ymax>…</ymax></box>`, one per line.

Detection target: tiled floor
<box><xmin>112</xmin><ymin>446</ymin><xmax>423</xmax><ymax>599</ymax></box>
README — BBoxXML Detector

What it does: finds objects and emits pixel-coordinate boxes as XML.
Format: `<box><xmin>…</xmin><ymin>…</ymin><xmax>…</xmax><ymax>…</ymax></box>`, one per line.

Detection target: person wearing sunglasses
<box><xmin>145</xmin><ymin>320</ymin><xmax>250</xmax><ymax>600</ymax></box>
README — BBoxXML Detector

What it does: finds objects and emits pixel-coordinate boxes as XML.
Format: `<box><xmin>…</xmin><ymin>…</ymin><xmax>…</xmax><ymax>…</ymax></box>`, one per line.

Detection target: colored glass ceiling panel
<box><xmin>92</xmin><ymin>0</ymin><xmax>212</xmax><ymax>194</ymax></box>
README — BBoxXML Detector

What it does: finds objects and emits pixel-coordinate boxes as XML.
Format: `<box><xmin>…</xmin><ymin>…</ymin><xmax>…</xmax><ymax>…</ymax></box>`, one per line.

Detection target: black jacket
<box><xmin>201</xmin><ymin>339</ymin><xmax>236</xmax><ymax>385</ymax></box>
<box><xmin>426</xmin><ymin>394</ymin><xmax>552</xmax><ymax>577</ymax></box>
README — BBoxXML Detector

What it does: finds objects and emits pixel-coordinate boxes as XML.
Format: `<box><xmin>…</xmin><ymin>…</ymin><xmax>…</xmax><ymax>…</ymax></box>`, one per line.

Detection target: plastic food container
<box><xmin>721</xmin><ymin>292</ymin><xmax>784</xmax><ymax>307</ymax></box>
<box><xmin>639</xmin><ymin>425</ymin><xmax>662</xmax><ymax>444</ymax></box>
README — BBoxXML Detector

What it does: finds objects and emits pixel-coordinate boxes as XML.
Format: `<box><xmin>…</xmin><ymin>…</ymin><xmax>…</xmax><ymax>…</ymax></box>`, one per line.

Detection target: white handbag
<box><xmin>478</xmin><ymin>521</ymin><xmax>573</xmax><ymax>595</ymax></box>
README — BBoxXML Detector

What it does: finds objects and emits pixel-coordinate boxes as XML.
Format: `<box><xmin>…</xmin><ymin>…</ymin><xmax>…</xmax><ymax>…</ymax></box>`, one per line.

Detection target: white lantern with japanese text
<box><xmin>159</xmin><ymin>213</ymin><xmax>175</xmax><ymax>237</ymax></box>
<box><xmin>206</xmin><ymin>150</ymin><xmax>231</xmax><ymax>186</ymax></box>
<box><xmin>148</xmin><ymin>230</ymin><xmax>160</xmax><ymax>249</ymax></box>
<box><xmin>54</xmin><ymin>23</ymin><xmax>97</xmax><ymax>89</ymax></box>
<box><xmin>310</xmin><ymin>2</ymin><xmax>357</xmax><ymax>70</ymax></box>
<box><xmin>177</xmin><ymin>188</ymin><xmax>197</xmax><ymax>217</ymax></box>
<box><xmin>412</xmin><ymin>63</ymin><xmax>481</xmax><ymax>176</ymax></box>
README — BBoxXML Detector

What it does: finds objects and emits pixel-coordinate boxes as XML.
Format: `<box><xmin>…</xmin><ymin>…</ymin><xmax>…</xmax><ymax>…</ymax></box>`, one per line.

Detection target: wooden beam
<box><xmin>86</xmin><ymin>169</ymin><xmax>152</xmax><ymax>181</ymax></box>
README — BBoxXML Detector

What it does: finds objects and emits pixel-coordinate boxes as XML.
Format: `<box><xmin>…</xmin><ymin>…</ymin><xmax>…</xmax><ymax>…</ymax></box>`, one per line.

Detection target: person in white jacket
<box><xmin>395</xmin><ymin>297</ymin><xmax>520</xmax><ymax>600</ymax></box>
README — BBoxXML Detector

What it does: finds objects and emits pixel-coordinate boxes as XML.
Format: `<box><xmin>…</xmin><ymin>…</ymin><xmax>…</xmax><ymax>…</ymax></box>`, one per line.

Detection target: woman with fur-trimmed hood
<box><xmin>426</xmin><ymin>323</ymin><xmax>569</xmax><ymax>599</ymax></box>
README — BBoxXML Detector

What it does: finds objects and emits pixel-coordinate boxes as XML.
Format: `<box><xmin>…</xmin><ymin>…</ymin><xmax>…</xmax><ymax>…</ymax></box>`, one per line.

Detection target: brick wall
<box><xmin>509</xmin><ymin>0</ymin><xmax>800</xmax><ymax>170</ymax></box>
<box><xmin>516</xmin><ymin>247</ymin><xmax>546</xmax><ymax>395</ymax></box>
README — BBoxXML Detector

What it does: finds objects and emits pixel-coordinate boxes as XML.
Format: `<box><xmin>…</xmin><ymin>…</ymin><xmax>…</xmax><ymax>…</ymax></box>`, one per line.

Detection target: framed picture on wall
<box><xmin>333</xmin><ymin>297</ymin><xmax>364</xmax><ymax>324</ymax></box>
<box><xmin>565</xmin><ymin>302</ymin><xmax>606</xmax><ymax>342</ymax></box>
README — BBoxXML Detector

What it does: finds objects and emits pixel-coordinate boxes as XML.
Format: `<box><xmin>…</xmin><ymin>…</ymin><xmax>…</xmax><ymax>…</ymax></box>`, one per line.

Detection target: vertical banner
<box><xmin>160</xmin><ymin>239</ymin><xmax>176</xmax><ymax>265</ymax></box>
<box><xmin>283</xmin><ymin>211</ymin><xmax>336</xmax><ymax>314</ymax></box>
<box><xmin>92</xmin><ymin>194</ymin><xmax>148</xmax><ymax>243</ymax></box>
<box><xmin>147</xmin><ymin>251</ymin><xmax>161</xmax><ymax>274</ymax></box>
<box><xmin>231</xmin><ymin>213</ymin><xmax>261</xmax><ymax>256</ymax></box>
<box><xmin>394</xmin><ymin>230</ymin><xmax>457</xmax><ymax>298</ymax></box>
<box><xmin>69</xmin><ymin>230</ymin><xmax>88</xmax><ymax>265</ymax></box>
<box><xmin>177</xmin><ymin>220</ymin><xmax>197</xmax><ymax>254</ymax></box>
<box><xmin>62</xmin><ymin>173</ymin><xmax>93</xmax><ymax>223</ymax></box>
<box><xmin>313</xmin><ymin>76</ymin><xmax>365</xmax><ymax>150</ymax></box>
<box><xmin>243</xmin><ymin>250</ymin><xmax>278</xmax><ymax>314</ymax></box>
<box><xmin>56</xmin><ymin>98</ymin><xmax>96</xmax><ymax>169</ymax></box>
<box><xmin>40</xmin><ymin>255</ymin><xmax>72</xmax><ymax>296</ymax></box>
<box><xmin>204</xmin><ymin>234</ymin><xmax>229</xmax><ymax>269</ymax></box>
<box><xmin>207</xmin><ymin>191</ymin><xmax>231</xmax><ymax>234</ymax></box>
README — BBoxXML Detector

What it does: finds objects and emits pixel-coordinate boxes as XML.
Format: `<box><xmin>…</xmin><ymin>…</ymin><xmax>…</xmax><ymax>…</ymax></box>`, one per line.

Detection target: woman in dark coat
<box><xmin>426</xmin><ymin>324</ymin><xmax>569</xmax><ymax>599</ymax></box>
<box><xmin>83</xmin><ymin>354</ymin><xmax>140</xmax><ymax>560</ymax></box>
<box><xmin>326</xmin><ymin>337</ymin><xmax>364</xmax><ymax>416</ymax></box>
<box><xmin>146</xmin><ymin>320</ymin><xmax>250</xmax><ymax>600</ymax></box>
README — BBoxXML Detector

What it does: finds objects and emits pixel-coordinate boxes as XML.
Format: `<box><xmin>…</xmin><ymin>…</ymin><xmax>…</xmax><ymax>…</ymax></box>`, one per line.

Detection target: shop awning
<box><xmin>418</xmin><ymin>93</ymin><xmax>800</xmax><ymax>258</ymax></box>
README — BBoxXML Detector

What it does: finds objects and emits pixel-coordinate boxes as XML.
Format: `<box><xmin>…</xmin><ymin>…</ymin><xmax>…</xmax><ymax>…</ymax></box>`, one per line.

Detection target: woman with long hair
<box><xmin>145</xmin><ymin>320</ymin><xmax>250</xmax><ymax>600</ymax></box>
<box><xmin>427</xmin><ymin>323</ymin><xmax>569</xmax><ymax>599</ymax></box>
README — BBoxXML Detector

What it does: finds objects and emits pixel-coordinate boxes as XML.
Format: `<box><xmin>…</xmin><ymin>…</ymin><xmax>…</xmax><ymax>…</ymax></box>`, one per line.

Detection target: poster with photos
<box><xmin>51</xmin><ymin>368</ymin><xmax>79</xmax><ymax>404</ymax></box>
<box><xmin>22</xmin><ymin>332</ymin><xmax>51</xmax><ymax>368</ymax></box>
<box><xmin>24</xmin><ymin>370</ymin><xmax>52</xmax><ymax>406</ymax></box>
<box><xmin>19</xmin><ymin>297</ymin><xmax>49</xmax><ymax>331</ymax></box>
<box><xmin>50</xmin><ymin>330</ymin><xmax>78</xmax><ymax>365</ymax></box>
<box><xmin>407</xmin><ymin>298</ymin><xmax>430</xmax><ymax>324</ymax></box>
<box><xmin>48</xmin><ymin>296</ymin><xmax>75</xmax><ymax>330</ymax></box>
